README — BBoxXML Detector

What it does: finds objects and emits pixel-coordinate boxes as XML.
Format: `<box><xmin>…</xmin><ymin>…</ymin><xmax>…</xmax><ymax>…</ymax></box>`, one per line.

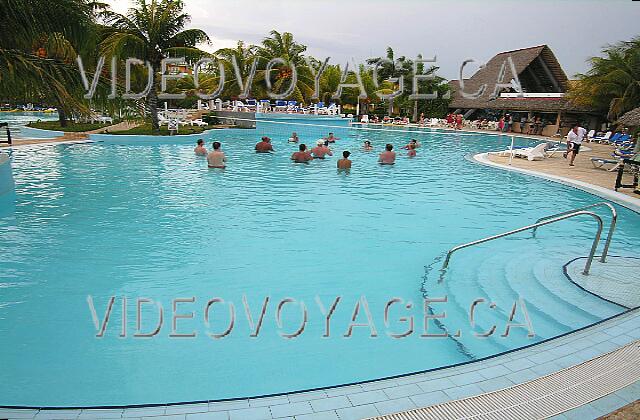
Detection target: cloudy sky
<box><xmin>106</xmin><ymin>0</ymin><xmax>639</xmax><ymax>79</ymax></box>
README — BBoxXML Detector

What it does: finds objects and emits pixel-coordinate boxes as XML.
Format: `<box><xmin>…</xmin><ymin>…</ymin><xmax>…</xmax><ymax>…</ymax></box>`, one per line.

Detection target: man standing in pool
<box><xmin>207</xmin><ymin>141</ymin><xmax>226</xmax><ymax>168</ymax></box>
<box><xmin>325</xmin><ymin>132</ymin><xmax>339</xmax><ymax>143</ymax></box>
<box><xmin>194</xmin><ymin>139</ymin><xmax>207</xmax><ymax>156</ymax></box>
<box><xmin>311</xmin><ymin>140</ymin><xmax>333</xmax><ymax>159</ymax></box>
<box><xmin>337</xmin><ymin>151</ymin><xmax>352</xmax><ymax>170</ymax></box>
<box><xmin>378</xmin><ymin>144</ymin><xmax>396</xmax><ymax>165</ymax></box>
<box><xmin>255</xmin><ymin>136</ymin><xmax>275</xmax><ymax>153</ymax></box>
<box><xmin>291</xmin><ymin>144</ymin><xmax>313</xmax><ymax>163</ymax></box>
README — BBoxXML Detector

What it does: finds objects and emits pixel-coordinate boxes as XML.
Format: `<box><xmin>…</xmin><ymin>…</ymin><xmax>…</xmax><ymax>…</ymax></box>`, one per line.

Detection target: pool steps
<box><xmin>425</xmin><ymin>243</ymin><xmax>625</xmax><ymax>364</ymax></box>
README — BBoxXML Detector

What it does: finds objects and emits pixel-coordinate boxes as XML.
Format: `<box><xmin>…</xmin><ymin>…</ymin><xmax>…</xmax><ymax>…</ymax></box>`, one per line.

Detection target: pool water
<box><xmin>0</xmin><ymin>120</ymin><xmax>638</xmax><ymax>407</ymax></box>
<box><xmin>0</xmin><ymin>111</ymin><xmax>59</xmax><ymax>140</ymax></box>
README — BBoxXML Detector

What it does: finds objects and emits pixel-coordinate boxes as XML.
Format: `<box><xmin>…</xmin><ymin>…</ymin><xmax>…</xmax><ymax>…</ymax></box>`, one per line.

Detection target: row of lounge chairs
<box><xmin>157</xmin><ymin>113</ymin><xmax>208</xmax><ymax>127</ymax></box>
<box><xmin>590</xmin><ymin>142</ymin><xmax>637</xmax><ymax>171</ymax></box>
<box><xmin>586</xmin><ymin>130</ymin><xmax>636</xmax><ymax>171</ymax></box>
<box><xmin>230</xmin><ymin>100</ymin><xmax>340</xmax><ymax>115</ymax></box>
<box><xmin>587</xmin><ymin>130</ymin><xmax>633</xmax><ymax>145</ymax></box>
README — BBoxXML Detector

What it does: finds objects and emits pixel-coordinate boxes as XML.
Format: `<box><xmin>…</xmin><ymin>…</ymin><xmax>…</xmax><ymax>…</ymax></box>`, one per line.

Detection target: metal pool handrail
<box><xmin>531</xmin><ymin>202</ymin><xmax>617</xmax><ymax>263</ymax></box>
<box><xmin>441</xmin><ymin>211</ymin><xmax>604</xmax><ymax>276</ymax></box>
<box><xmin>0</xmin><ymin>122</ymin><xmax>11</xmax><ymax>145</ymax></box>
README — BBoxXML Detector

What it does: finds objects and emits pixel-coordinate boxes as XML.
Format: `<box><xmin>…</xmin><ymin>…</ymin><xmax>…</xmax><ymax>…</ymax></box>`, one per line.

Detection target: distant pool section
<box><xmin>19</xmin><ymin>126</ymin><xmax>65</xmax><ymax>139</ymax></box>
<box><xmin>0</xmin><ymin>111</ymin><xmax>59</xmax><ymax>140</ymax></box>
<box><xmin>89</xmin><ymin>131</ymin><xmax>212</xmax><ymax>143</ymax></box>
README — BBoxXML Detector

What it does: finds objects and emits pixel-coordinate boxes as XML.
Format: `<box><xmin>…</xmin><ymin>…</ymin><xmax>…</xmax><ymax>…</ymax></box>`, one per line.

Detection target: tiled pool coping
<box><xmin>2</xmin><ymin>308</ymin><xmax>639</xmax><ymax>419</ymax></box>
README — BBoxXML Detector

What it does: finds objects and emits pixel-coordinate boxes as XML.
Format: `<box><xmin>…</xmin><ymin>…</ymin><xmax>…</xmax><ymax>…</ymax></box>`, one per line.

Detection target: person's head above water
<box><xmin>197</xmin><ymin>139</ymin><xmax>204</xmax><ymax>146</ymax></box>
<box><xmin>213</xmin><ymin>141</ymin><xmax>221</xmax><ymax>150</ymax></box>
<box><xmin>316</xmin><ymin>139</ymin><xmax>324</xmax><ymax>146</ymax></box>
<box><xmin>299</xmin><ymin>144</ymin><xmax>307</xmax><ymax>151</ymax></box>
<box><xmin>364</xmin><ymin>140</ymin><xmax>371</xmax><ymax>146</ymax></box>
<box><xmin>261</xmin><ymin>136</ymin><xmax>271</xmax><ymax>142</ymax></box>
<box><xmin>386</xmin><ymin>144</ymin><xmax>393</xmax><ymax>151</ymax></box>
<box><xmin>343</xmin><ymin>151</ymin><xmax>351</xmax><ymax>158</ymax></box>
<box><xmin>410</xmin><ymin>139</ymin><xmax>417</xmax><ymax>144</ymax></box>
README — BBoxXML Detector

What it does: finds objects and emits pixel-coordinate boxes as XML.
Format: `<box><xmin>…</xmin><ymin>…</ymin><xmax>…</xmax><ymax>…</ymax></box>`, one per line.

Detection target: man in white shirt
<box><xmin>566</xmin><ymin>124</ymin><xmax>585</xmax><ymax>167</ymax></box>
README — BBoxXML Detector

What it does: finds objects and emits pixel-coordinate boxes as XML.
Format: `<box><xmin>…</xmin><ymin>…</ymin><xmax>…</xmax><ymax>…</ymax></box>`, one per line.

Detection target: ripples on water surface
<box><xmin>0</xmin><ymin>122</ymin><xmax>638</xmax><ymax>406</ymax></box>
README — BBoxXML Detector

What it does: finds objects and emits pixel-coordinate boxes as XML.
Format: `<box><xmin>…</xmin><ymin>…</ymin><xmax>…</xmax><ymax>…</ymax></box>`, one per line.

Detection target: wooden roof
<box><xmin>449</xmin><ymin>45</ymin><xmax>589</xmax><ymax>113</ymax></box>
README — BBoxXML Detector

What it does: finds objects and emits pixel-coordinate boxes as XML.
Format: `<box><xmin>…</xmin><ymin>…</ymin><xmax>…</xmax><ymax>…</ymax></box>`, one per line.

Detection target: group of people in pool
<box><xmin>194</xmin><ymin>133</ymin><xmax>421</xmax><ymax>169</ymax></box>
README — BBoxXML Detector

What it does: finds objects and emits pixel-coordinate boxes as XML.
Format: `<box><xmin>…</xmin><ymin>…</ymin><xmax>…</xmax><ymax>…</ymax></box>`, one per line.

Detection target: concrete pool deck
<box><xmin>484</xmin><ymin>142</ymin><xmax>639</xmax><ymax>200</ymax></box>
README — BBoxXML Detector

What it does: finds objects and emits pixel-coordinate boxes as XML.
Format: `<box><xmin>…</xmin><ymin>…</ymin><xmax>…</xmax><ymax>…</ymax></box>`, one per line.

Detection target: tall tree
<box><xmin>214</xmin><ymin>41</ymin><xmax>259</xmax><ymax>99</ymax></box>
<box><xmin>101</xmin><ymin>0</ymin><xmax>210</xmax><ymax>131</ymax></box>
<box><xmin>570</xmin><ymin>37</ymin><xmax>640</xmax><ymax>121</ymax></box>
<box><xmin>255</xmin><ymin>30</ymin><xmax>314</xmax><ymax>103</ymax></box>
<box><xmin>0</xmin><ymin>0</ymin><xmax>99</xmax><ymax>125</ymax></box>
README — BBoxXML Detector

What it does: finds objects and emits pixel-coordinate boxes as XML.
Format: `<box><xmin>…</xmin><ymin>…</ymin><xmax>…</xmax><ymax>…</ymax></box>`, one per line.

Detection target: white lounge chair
<box><xmin>495</xmin><ymin>143</ymin><xmax>550</xmax><ymax>161</ymax></box>
<box><xmin>593</xmin><ymin>131</ymin><xmax>612</xmax><ymax>143</ymax></box>
<box><xmin>232</xmin><ymin>101</ymin><xmax>249</xmax><ymax>112</ymax></box>
<box><xmin>591</xmin><ymin>157</ymin><xmax>621</xmax><ymax>171</ymax></box>
<box><xmin>189</xmin><ymin>119</ymin><xmax>208</xmax><ymax>127</ymax></box>
<box><xmin>586</xmin><ymin>129</ymin><xmax>595</xmax><ymax>142</ymax></box>
<box><xmin>360</xmin><ymin>115</ymin><xmax>369</xmax><ymax>124</ymax></box>
<box><xmin>158</xmin><ymin>114</ymin><xmax>170</xmax><ymax>126</ymax></box>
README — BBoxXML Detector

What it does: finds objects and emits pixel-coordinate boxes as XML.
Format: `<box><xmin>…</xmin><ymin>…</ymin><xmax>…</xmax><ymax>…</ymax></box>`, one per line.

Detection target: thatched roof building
<box><xmin>448</xmin><ymin>45</ymin><xmax>600</xmax><ymax>135</ymax></box>
<box><xmin>617</xmin><ymin>107</ymin><xmax>640</xmax><ymax>127</ymax></box>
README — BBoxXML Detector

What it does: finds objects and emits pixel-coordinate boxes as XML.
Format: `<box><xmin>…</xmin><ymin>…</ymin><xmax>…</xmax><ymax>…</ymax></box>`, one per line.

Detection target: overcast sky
<box><xmin>106</xmin><ymin>0</ymin><xmax>639</xmax><ymax>79</ymax></box>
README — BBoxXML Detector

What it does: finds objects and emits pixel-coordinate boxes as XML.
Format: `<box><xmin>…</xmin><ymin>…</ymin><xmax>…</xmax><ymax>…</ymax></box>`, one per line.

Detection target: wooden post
<box><xmin>555</xmin><ymin>111</ymin><xmax>563</xmax><ymax>137</ymax></box>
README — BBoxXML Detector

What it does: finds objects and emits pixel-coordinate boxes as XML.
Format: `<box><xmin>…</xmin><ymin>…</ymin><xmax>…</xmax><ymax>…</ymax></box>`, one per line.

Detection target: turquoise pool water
<box><xmin>0</xmin><ymin>119</ymin><xmax>638</xmax><ymax>407</ymax></box>
<box><xmin>0</xmin><ymin>111</ymin><xmax>59</xmax><ymax>140</ymax></box>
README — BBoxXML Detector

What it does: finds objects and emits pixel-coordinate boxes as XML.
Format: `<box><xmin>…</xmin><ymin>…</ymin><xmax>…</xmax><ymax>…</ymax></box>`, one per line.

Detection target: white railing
<box><xmin>500</xmin><ymin>93</ymin><xmax>565</xmax><ymax>98</ymax></box>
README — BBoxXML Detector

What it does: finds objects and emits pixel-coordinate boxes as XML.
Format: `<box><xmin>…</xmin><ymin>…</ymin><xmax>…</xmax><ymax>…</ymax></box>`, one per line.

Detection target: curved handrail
<box><xmin>531</xmin><ymin>202</ymin><xmax>616</xmax><ymax>263</ymax></box>
<box><xmin>441</xmin><ymin>210</ymin><xmax>604</xmax><ymax>276</ymax></box>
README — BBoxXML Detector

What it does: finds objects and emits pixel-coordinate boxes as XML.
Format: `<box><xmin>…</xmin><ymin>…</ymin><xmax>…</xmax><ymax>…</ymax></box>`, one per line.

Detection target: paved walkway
<box><xmin>373</xmin><ymin>338</ymin><xmax>640</xmax><ymax>419</ymax></box>
<box><xmin>84</xmin><ymin>121</ymin><xmax>140</xmax><ymax>134</ymax></box>
<box><xmin>486</xmin><ymin>142</ymin><xmax>638</xmax><ymax>198</ymax></box>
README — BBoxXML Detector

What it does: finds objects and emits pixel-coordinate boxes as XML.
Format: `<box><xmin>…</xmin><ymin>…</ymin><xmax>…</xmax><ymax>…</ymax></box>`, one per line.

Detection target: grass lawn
<box><xmin>28</xmin><ymin>121</ymin><xmax>112</xmax><ymax>132</ymax></box>
<box><xmin>109</xmin><ymin>123</ymin><xmax>209</xmax><ymax>136</ymax></box>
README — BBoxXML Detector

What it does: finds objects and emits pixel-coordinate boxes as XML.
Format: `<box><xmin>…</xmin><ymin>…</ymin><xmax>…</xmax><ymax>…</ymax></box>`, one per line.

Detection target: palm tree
<box><xmin>101</xmin><ymin>0</ymin><xmax>210</xmax><ymax>131</ymax></box>
<box><xmin>570</xmin><ymin>37</ymin><xmax>640</xmax><ymax>121</ymax></box>
<box><xmin>366</xmin><ymin>47</ymin><xmax>412</xmax><ymax>116</ymax></box>
<box><xmin>254</xmin><ymin>31</ymin><xmax>314</xmax><ymax>103</ymax></box>
<box><xmin>0</xmin><ymin>0</ymin><xmax>99</xmax><ymax>126</ymax></box>
<box><xmin>214</xmin><ymin>41</ymin><xmax>260</xmax><ymax>99</ymax></box>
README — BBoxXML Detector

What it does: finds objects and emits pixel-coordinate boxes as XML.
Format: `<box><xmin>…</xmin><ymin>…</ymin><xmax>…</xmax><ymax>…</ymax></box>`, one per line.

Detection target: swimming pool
<box><xmin>1</xmin><ymin>119</ymin><xmax>638</xmax><ymax>407</ymax></box>
<box><xmin>0</xmin><ymin>111</ymin><xmax>60</xmax><ymax>140</ymax></box>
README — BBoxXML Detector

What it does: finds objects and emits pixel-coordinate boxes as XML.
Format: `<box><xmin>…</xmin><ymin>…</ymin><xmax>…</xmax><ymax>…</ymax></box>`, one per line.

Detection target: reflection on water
<box><xmin>0</xmin><ymin>123</ymin><xmax>638</xmax><ymax>406</ymax></box>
